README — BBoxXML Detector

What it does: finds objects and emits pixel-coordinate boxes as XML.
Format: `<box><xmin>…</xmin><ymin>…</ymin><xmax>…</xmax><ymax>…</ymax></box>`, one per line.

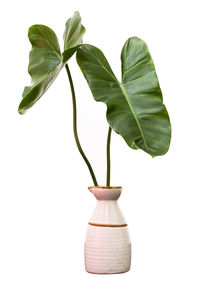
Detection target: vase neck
<box><xmin>88</xmin><ymin>187</ymin><xmax>126</xmax><ymax>224</ymax></box>
<box><xmin>88</xmin><ymin>186</ymin><xmax>122</xmax><ymax>201</ymax></box>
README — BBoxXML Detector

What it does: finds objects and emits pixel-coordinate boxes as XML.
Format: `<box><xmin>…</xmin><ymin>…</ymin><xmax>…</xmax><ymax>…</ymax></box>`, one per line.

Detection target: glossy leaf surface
<box><xmin>63</xmin><ymin>11</ymin><xmax>85</xmax><ymax>51</ymax></box>
<box><xmin>18</xmin><ymin>25</ymin><xmax>62</xmax><ymax>114</ymax></box>
<box><xmin>18</xmin><ymin>12</ymin><xmax>85</xmax><ymax>114</ymax></box>
<box><xmin>76</xmin><ymin>37</ymin><xmax>171</xmax><ymax>156</ymax></box>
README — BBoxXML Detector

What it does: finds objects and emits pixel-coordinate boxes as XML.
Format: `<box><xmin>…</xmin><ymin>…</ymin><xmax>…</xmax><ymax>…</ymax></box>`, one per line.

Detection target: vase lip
<box><xmin>88</xmin><ymin>186</ymin><xmax>122</xmax><ymax>190</ymax></box>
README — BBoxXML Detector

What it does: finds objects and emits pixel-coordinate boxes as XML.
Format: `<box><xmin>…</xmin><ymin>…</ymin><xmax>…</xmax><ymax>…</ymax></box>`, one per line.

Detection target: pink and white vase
<box><xmin>85</xmin><ymin>186</ymin><xmax>131</xmax><ymax>274</ymax></box>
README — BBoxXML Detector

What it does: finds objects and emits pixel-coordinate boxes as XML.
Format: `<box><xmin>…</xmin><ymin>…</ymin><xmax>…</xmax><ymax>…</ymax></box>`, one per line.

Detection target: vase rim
<box><xmin>88</xmin><ymin>186</ymin><xmax>122</xmax><ymax>190</ymax></box>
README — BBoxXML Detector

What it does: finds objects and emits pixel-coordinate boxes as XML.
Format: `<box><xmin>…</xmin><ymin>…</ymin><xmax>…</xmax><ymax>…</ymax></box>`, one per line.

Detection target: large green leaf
<box><xmin>76</xmin><ymin>37</ymin><xmax>171</xmax><ymax>156</ymax></box>
<box><xmin>18</xmin><ymin>25</ymin><xmax>62</xmax><ymax>114</ymax></box>
<box><xmin>18</xmin><ymin>11</ymin><xmax>85</xmax><ymax>114</ymax></box>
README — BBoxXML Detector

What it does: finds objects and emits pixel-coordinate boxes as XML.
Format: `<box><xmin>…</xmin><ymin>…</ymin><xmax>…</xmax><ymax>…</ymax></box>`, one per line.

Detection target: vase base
<box><xmin>86</xmin><ymin>268</ymin><xmax>130</xmax><ymax>275</ymax></box>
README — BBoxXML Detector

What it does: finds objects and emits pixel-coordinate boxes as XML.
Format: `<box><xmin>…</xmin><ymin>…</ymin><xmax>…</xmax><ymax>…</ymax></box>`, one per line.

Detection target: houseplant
<box><xmin>18</xmin><ymin>11</ymin><xmax>171</xmax><ymax>274</ymax></box>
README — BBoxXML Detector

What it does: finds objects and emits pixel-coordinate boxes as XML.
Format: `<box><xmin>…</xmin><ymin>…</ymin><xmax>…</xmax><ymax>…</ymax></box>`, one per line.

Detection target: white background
<box><xmin>0</xmin><ymin>0</ymin><xmax>200</xmax><ymax>299</ymax></box>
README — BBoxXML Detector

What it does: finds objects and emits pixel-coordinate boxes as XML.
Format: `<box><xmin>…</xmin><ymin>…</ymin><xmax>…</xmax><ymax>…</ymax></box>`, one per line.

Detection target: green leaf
<box><xmin>63</xmin><ymin>11</ymin><xmax>85</xmax><ymax>51</ymax></box>
<box><xmin>62</xmin><ymin>11</ymin><xmax>86</xmax><ymax>64</ymax></box>
<box><xmin>76</xmin><ymin>37</ymin><xmax>171</xmax><ymax>156</ymax></box>
<box><xmin>18</xmin><ymin>12</ymin><xmax>85</xmax><ymax>114</ymax></box>
<box><xmin>18</xmin><ymin>25</ymin><xmax>63</xmax><ymax>114</ymax></box>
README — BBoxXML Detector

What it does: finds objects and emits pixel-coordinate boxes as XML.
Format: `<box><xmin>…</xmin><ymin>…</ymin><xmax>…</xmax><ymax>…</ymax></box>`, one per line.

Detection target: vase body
<box><xmin>85</xmin><ymin>186</ymin><xmax>131</xmax><ymax>274</ymax></box>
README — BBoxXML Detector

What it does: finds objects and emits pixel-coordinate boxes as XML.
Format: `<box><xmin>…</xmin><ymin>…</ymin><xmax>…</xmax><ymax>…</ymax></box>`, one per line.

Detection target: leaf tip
<box><xmin>74</xmin><ymin>10</ymin><xmax>80</xmax><ymax>16</ymax></box>
<box><xmin>18</xmin><ymin>105</ymin><xmax>26</xmax><ymax>115</ymax></box>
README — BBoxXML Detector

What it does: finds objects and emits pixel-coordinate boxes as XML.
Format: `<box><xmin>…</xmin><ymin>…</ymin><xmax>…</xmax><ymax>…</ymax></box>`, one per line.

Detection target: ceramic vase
<box><xmin>85</xmin><ymin>186</ymin><xmax>131</xmax><ymax>274</ymax></box>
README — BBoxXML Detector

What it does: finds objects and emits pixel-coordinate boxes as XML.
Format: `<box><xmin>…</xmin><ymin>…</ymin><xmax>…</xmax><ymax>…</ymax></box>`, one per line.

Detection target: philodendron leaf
<box><xmin>18</xmin><ymin>11</ymin><xmax>85</xmax><ymax>114</ymax></box>
<box><xmin>18</xmin><ymin>25</ymin><xmax>63</xmax><ymax>114</ymax></box>
<box><xmin>76</xmin><ymin>37</ymin><xmax>171</xmax><ymax>156</ymax></box>
<box><xmin>62</xmin><ymin>11</ymin><xmax>86</xmax><ymax>64</ymax></box>
<box><xmin>63</xmin><ymin>11</ymin><xmax>85</xmax><ymax>51</ymax></box>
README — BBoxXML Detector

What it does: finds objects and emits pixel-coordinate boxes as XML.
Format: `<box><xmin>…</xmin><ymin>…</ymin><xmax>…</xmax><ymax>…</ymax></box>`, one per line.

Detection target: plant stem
<box><xmin>106</xmin><ymin>126</ymin><xmax>112</xmax><ymax>186</ymax></box>
<box><xmin>65</xmin><ymin>64</ymin><xmax>98</xmax><ymax>186</ymax></box>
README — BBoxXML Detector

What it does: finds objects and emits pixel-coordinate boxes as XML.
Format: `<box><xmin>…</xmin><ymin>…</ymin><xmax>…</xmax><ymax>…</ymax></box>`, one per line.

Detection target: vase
<box><xmin>85</xmin><ymin>186</ymin><xmax>131</xmax><ymax>274</ymax></box>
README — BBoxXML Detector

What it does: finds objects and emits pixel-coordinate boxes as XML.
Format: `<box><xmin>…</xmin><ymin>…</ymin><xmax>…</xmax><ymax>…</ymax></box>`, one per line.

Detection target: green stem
<box><xmin>65</xmin><ymin>64</ymin><xmax>98</xmax><ymax>186</ymax></box>
<box><xmin>106</xmin><ymin>126</ymin><xmax>112</xmax><ymax>186</ymax></box>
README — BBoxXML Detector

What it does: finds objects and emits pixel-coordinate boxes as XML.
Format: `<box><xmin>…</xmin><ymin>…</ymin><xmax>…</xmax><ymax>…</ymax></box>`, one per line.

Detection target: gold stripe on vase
<box><xmin>88</xmin><ymin>222</ymin><xmax>127</xmax><ymax>228</ymax></box>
